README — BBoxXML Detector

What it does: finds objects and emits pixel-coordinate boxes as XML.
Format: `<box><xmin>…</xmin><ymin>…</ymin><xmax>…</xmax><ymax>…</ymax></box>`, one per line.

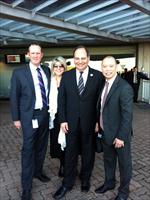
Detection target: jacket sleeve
<box><xmin>10</xmin><ymin>70</ymin><xmax>21</xmax><ymax>121</ymax></box>
<box><xmin>58</xmin><ymin>73</ymin><xmax>67</xmax><ymax>123</ymax></box>
<box><xmin>139</xmin><ymin>72</ymin><xmax>150</xmax><ymax>80</ymax></box>
<box><xmin>117</xmin><ymin>84</ymin><xmax>133</xmax><ymax>141</ymax></box>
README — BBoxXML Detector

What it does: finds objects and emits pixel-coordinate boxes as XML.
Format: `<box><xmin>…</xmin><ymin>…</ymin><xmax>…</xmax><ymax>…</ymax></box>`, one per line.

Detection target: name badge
<box><xmin>32</xmin><ymin>119</ymin><xmax>39</xmax><ymax>129</ymax></box>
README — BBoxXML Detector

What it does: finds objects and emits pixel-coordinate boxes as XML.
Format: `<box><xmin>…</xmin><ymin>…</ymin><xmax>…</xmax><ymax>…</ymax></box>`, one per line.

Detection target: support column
<box><xmin>137</xmin><ymin>42</ymin><xmax>150</xmax><ymax>103</ymax></box>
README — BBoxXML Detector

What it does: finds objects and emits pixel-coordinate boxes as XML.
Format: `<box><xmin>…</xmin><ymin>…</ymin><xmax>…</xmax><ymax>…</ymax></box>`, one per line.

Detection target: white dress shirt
<box><xmin>76</xmin><ymin>66</ymin><xmax>89</xmax><ymax>86</ymax></box>
<box><xmin>133</xmin><ymin>71</ymin><xmax>138</xmax><ymax>83</ymax></box>
<box><xmin>101</xmin><ymin>74</ymin><xmax>117</xmax><ymax>107</ymax></box>
<box><xmin>29</xmin><ymin>62</ymin><xmax>48</xmax><ymax>109</ymax></box>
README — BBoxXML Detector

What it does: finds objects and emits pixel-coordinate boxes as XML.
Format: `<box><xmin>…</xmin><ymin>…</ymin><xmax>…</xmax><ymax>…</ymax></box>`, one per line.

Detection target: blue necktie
<box><xmin>78</xmin><ymin>71</ymin><xmax>84</xmax><ymax>95</ymax></box>
<box><xmin>37</xmin><ymin>68</ymin><xmax>47</xmax><ymax>107</ymax></box>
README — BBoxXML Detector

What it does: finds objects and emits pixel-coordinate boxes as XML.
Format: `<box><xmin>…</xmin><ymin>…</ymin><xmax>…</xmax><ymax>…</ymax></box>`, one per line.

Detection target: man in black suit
<box><xmin>53</xmin><ymin>45</ymin><xmax>104</xmax><ymax>199</ymax></box>
<box><xmin>10</xmin><ymin>44</ymin><xmax>51</xmax><ymax>200</ymax></box>
<box><xmin>127</xmin><ymin>66</ymin><xmax>149</xmax><ymax>102</ymax></box>
<box><xmin>95</xmin><ymin>56</ymin><xmax>133</xmax><ymax>200</ymax></box>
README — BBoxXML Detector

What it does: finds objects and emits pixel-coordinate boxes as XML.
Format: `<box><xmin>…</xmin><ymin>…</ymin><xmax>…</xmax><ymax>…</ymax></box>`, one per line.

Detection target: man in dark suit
<box><xmin>127</xmin><ymin>66</ymin><xmax>149</xmax><ymax>102</ymax></box>
<box><xmin>10</xmin><ymin>44</ymin><xmax>51</xmax><ymax>200</ymax></box>
<box><xmin>53</xmin><ymin>45</ymin><xmax>104</xmax><ymax>199</ymax></box>
<box><xmin>95</xmin><ymin>56</ymin><xmax>133</xmax><ymax>200</ymax></box>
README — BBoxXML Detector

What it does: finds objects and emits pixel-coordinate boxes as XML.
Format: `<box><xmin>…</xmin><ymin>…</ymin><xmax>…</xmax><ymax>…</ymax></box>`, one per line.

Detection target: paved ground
<box><xmin>0</xmin><ymin>100</ymin><xmax>150</xmax><ymax>200</ymax></box>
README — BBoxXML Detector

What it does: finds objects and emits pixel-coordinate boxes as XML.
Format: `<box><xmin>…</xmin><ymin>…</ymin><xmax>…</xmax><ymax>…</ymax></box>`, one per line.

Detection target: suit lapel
<box><xmin>41</xmin><ymin>66</ymin><xmax>49</xmax><ymax>80</ymax></box>
<box><xmin>97</xmin><ymin>81</ymin><xmax>105</xmax><ymax>109</ymax></box>
<box><xmin>104</xmin><ymin>75</ymin><xmax>119</xmax><ymax>106</ymax></box>
<box><xmin>41</xmin><ymin>65</ymin><xmax>50</xmax><ymax>93</ymax></box>
<box><xmin>81</xmin><ymin>67</ymin><xmax>94</xmax><ymax>96</ymax></box>
<box><xmin>72</xmin><ymin>69</ymin><xmax>79</xmax><ymax>93</ymax></box>
<box><xmin>24</xmin><ymin>65</ymin><xmax>35</xmax><ymax>97</ymax></box>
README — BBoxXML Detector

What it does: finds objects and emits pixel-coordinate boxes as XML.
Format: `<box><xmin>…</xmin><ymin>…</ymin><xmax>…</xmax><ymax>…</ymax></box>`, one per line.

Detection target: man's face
<box><xmin>134</xmin><ymin>67</ymin><xmax>137</xmax><ymax>72</ymax></box>
<box><xmin>74</xmin><ymin>48</ymin><xmax>89</xmax><ymax>71</ymax></box>
<box><xmin>28</xmin><ymin>45</ymin><xmax>43</xmax><ymax>66</ymax></box>
<box><xmin>101</xmin><ymin>57</ymin><xmax>117</xmax><ymax>80</ymax></box>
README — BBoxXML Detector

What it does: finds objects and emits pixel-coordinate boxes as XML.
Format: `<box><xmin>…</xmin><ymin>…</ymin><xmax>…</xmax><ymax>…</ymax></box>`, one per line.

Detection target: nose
<box><xmin>78</xmin><ymin>58</ymin><xmax>83</xmax><ymax>63</ymax></box>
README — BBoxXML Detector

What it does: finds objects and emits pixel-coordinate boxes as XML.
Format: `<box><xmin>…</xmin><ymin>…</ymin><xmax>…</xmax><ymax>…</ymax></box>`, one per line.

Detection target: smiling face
<box><xmin>27</xmin><ymin>44</ymin><xmax>43</xmax><ymax>67</ymax></box>
<box><xmin>53</xmin><ymin>61</ymin><xmax>65</xmax><ymax>76</ymax></box>
<box><xmin>74</xmin><ymin>47</ymin><xmax>89</xmax><ymax>72</ymax></box>
<box><xmin>101</xmin><ymin>56</ymin><xmax>117</xmax><ymax>80</ymax></box>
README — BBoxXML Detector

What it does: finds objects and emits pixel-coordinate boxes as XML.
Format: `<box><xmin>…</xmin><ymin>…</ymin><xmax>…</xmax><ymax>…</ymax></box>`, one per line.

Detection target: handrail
<box><xmin>142</xmin><ymin>80</ymin><xmax>150</xmax><ymax>104</ymax></box>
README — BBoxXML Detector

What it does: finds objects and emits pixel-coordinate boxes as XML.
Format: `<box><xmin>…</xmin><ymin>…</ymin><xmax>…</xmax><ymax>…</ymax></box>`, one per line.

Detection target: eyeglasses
<box><xmin>53</xmin><ymin>65</ymin><xmax>64</xmax><ymax>69</ymax></box>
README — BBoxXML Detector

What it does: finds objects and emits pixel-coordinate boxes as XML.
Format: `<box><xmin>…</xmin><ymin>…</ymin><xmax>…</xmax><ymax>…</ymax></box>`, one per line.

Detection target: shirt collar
<box><xmin>29</xmin><ymin>62</ymin><xmax>41</xmax><ymax>71</ymax></box>
<box><xmin>76</xmin><ymin>66</ymin><xmax>89</xmax><ymax>75</ymax></box>
<box><xmin>106</xmin><ymin>74</ymin><xmax>117</xmax><ymax>85</ymax></box>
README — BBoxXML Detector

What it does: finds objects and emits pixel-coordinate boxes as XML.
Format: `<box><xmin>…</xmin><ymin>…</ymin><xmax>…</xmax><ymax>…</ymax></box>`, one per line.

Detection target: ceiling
<box><xmin>0</xmin><ymin>0</ymin><xmax>150</xmax><ymax>48</ymax></box>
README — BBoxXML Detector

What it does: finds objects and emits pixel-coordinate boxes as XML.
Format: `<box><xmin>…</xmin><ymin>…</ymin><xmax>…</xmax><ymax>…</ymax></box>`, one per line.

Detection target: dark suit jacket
<box><xmin>58</xmin><ymin>67</ymin><xmax>104</xmax><ymax>133</ymax></box>
<box><xmin>127</xmin><ymin>71</ymin><xmax>149</xmax><ymax>87</ymax></box>
<box><xmin>10</xmin><ymin>64</ymin><xmax>50</xmax><ymax>128</ymax></box>
<box><xmin>97</xmin><ymin>75</ymin><xmax>133</xmax><ymax>145</ymax></box>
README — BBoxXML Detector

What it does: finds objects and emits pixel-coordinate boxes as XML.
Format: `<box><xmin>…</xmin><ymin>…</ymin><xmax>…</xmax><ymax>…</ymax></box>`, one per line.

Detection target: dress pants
<box><xmin>102</xmin><ymin>139</ymin><xmax>132</xmax><ymax>199</ymax></box>
<box><xmin>21</xmin><ymin>108</ymin><xmax>49</xmax><ymax>190</ymax></box>
<box><xmin>63</xmin><ymin>121</ymin><xmax>95</xmax><ymax>188</ymax></box>
<box><xmin>132</xmin><ymin>83</ymin><xmax>139</xmax><ymax>102</ymax></box>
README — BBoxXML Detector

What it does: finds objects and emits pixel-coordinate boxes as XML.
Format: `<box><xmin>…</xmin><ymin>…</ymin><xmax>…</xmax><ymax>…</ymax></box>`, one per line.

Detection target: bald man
<box><xmin>95</xmin><ymin>56</ymin><xmax>133</xmax><ymax>200</ymax></box>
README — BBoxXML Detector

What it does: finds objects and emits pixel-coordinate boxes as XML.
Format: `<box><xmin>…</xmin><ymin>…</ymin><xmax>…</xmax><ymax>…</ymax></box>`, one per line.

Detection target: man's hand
<box><xmin>61</xmin><ymin>122</ymin><xmax>69</xmax><ymax>133</ymax></box>
<box><xmin>14</xmin><ymin>120</ymin><xmax>21</xmax><ymax>130</ymax></box>
<box><xmin>113</xmin><ymin>138</ymin><xmax>124</xmax><ymax>148</ymax></box>
<box><xmin>95</xmin><ymin>122</ymin><xmax>99</xmax><ymax>133</ymax></box>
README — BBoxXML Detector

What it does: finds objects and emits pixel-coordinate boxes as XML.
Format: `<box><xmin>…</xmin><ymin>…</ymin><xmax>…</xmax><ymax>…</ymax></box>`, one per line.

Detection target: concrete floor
<box><xmin>0</xmin><ymin>100</ymin><xmax>150</xmax><ymax>200</ymax></box>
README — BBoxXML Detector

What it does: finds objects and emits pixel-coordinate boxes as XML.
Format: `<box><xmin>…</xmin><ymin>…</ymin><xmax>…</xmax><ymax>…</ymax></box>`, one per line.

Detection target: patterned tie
<box><xmin>37</xmin><ymin>68</ymin><xmax>47</xmax><ymax>108</ymax></box>
<box><xmin>100</xmin><ymin>81</ymin><xmax>109</xmax><ymax>130</ymax></box>
<box><xmin>78</xmin><ymin>71</ymin><xmax>84</xmax><ymax>95</ymax></box>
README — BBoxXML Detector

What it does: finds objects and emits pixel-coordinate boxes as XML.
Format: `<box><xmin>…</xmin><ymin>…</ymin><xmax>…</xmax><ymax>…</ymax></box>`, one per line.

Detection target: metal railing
<box><xmin>142</xmin><ymin>80</ymin><xmax>150</xmax><ymax>104</ymax></box>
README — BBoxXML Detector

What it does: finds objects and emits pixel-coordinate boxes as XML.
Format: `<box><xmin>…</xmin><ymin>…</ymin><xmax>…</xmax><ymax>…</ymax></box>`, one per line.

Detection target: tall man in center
<box><xmin>53</xmin><ymin>46</ymin><xmax>104</xmax><ymax>199</ymax></box>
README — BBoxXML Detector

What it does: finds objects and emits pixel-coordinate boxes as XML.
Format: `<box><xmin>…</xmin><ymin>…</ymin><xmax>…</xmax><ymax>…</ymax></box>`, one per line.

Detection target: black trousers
<box><xmin>132</xmin><ymin>83</ymin><xmax>139</xmax><ymax>102</ymax></box>
<box><xmin>63</xmin><ymin>121</ymin><xmax>95</xmax><ymax>188</ymax></box>
<box><xmin>50</xmin><ymin>114</ymin><xmax>65</xmax><ymax>163</ymax></box>
<box><xmin>102</xmin><ymin>139</ymin><xmax>132</xmax><ymax>198</ymax></box>
<box><xmin>21</xmin><ymin>109</ymin><xmax>49</xmax><ymax>190</ymax></box>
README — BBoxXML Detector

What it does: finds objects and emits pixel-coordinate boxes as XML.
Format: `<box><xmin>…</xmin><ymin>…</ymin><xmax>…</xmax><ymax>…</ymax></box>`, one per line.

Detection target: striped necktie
<box><xmin>78</xmin><ymin>71</ymin><xmax>84</xmax><ymax>95</ymax></box>
<box><xmin>37</xmin><ymin>68</ymin><xmax>47</xmax><ymax>108</ymax></box>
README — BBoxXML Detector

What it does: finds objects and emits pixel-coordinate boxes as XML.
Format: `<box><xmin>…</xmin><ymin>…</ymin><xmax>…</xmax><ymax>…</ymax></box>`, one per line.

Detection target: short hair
<box><xmin>73</xmin><ymin>45</ymin><xmax>90</xmax><ymax>57</ymax></box>
<box><xmin>28</xmin><ymin>43</ymin><xmax>43</xmax><ymax>53</ymax></box>
<box><xmin>51</xmin><ymin>56</ymin><xmax>67</xmax><ymax>71</ymax></box>
<box><xmin>102</xmin><ymin>56</ymin><xmax>117</xmax><ymax>65</ymax></box>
